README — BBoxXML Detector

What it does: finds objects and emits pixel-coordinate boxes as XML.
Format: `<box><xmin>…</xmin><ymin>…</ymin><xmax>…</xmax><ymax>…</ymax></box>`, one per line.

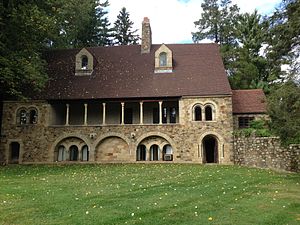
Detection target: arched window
<box><xmin>81</xmin><ymin>55</ymin><xmax>88</xmax><ymax>69</ymax></box>
<box><xmin>69</xmin><ymin>145</ymin><xmax>79</xmax><ymax>161</ymax></box>
<box><xmin>159</xmin><ymin>52</ymin><xmax>167</xmax><ymax>67</ymax></box>
<box><xmin>17</xmin><ymin>109</ymin><xmax>27</xmax><ymax>125</ymax></box>
<box><xmin>205</xmin><ymin>106</ymin><xmax>213</xmax><ymax>121</ymax></box>
<box><xmin>150</xmin><ymin>144</ymin><xmax>160</xmax><ymax>161</ymax></box>
<box><xmin>162</xmin><ymin>145</ymin><xmax>173</xmax><ymax>161</ymax></box>
<box><xmin>81</xmin><ymin>145</ymin><xmax>89</xmax><ymax>161</ymax></box>
<box><xmin>194</xmin><ymin>105</ymin><xmax>202</xmax><ymax>121</ymax></box>
<box><xmin>29</xmin><ymin>108</ymin><xmax>38</xmax><ymax>124</ymax></box>
<box><xmin>57</xmin><ymin>145</ymin><xmax>66</xmax><ymax>162</ymax></box>
<box><xmin>136</xmin><ymin>145</ymin><xmax>146</xmax><ymax>161</ymax></box>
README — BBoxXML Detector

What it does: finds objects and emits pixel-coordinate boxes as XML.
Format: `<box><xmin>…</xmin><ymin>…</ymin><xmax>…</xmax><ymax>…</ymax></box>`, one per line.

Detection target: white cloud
<box><xmin>107</xmin><ymin>0</ymin><xmax>281</xmax><ymax>44</ymax></box>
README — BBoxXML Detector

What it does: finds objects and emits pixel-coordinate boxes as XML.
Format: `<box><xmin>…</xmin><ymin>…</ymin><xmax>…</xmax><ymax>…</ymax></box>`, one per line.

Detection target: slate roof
<box><xmin>41</xmin><ymin>43</ymin><xmax>232</xmax><ymax>100</ymax></box>
<box><xmin>232</xmin><ymin>89</ymin><xmax>267</xmax><ymax>114</ymax></box>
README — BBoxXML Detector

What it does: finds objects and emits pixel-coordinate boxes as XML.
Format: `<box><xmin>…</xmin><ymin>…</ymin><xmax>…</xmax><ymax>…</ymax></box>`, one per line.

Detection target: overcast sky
<box><xmin>107</xmin><ymin>0</ymin><xmax>281</xmax><ymax>44</ymax></box>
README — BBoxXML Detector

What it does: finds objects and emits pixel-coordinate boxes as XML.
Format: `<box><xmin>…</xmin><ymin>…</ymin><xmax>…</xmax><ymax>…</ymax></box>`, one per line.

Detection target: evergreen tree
<box><xmin>51</xmin><ymin>0</ymin><xmax>112</xmax><ymax>48</ymax></box>
<box><xmin>192</xmin><ymin>0</ymin><xmax>239</xmax><ymax>74</ymax></box>
<box><xmin>230</xmin><ymin>11</ymin><xmax>269</xmax><ymax>90</ymax></box>
<box><xmin>112</xmin><ymin>7</ymin><xmax>139</xmax><ymax>45</ymax></box>
<box><xmin>266</xmin><ymin>0</ymin><xmax>300</xmax><ymax>82</ymax></box>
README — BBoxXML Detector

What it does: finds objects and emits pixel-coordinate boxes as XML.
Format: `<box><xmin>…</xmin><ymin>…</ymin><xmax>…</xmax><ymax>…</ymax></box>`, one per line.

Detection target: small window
<box><xmin>159</xmin><ymin>52</ymin><xmax>167</xmax><ymax>67</ymax></box>
<box><xmin>205</xmin><ymin>106</ymin><xmax>213</xmax><ymax>121</ymax></box>
<box><xmin>194</xmin><ymin>106</ymin><xmax>202</xmax><ymax>121</ymax></box>
<box><xmin>238</xmin><ymin>117</ymin><xmax>254</xmax><ymax>128</ymax></box>
<box><xmin>81</xmin><ymin>55</ymin><xmax>88</xmax><ymax>69</ymax></box>
<box><xmin>29</xmin><ymin>109</ymin><xmax>38</xmax><ymax>124</ymax></box>
<box><xmin>17</xmin><ymin>107</ymin><xmax>38</xmax><ymax>125</ymax></box>
<box><xmin>19</xmin><ymin>109</ymin><xmax>27</xmax><ymax>125</ymax></box>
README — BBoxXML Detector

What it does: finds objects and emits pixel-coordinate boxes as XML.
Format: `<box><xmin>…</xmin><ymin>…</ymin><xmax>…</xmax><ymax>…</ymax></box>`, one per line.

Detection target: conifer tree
<box><xmin>112</xmin><ymin>7</ymin><xmax>139</xmax><ymax>45</ymax></box>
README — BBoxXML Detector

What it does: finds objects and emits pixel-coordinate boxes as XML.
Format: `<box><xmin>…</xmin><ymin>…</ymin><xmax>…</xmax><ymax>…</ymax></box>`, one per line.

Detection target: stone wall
<box><xmin>234</xmin><ymin>136</ymin><xmax>300</xmax><ymax>172</ymax></box>
<box><xmin>0</xmin><ymin>96</ymin><xmax>234</xmax><ymax>165</ymax></box>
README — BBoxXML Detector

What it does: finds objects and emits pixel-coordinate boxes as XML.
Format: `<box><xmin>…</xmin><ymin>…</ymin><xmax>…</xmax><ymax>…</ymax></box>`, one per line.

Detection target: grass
<box><xmin>0</xmin><ymin>164</ymin><xmax>299</xmax><ymax>225</ymax></box>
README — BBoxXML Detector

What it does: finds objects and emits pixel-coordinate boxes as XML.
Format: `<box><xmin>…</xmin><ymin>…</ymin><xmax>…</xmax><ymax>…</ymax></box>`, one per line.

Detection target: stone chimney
<box><xmin>141</xmin><ymin>17</ymin><xmax>152</xmax><ymax>54</ymax></box>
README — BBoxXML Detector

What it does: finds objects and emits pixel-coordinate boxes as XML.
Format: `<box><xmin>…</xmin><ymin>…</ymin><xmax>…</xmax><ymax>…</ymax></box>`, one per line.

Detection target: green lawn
<box><xmin>0</xmin><ymin>164</ymin><xmax>299</xmax><ymax>225</ymax></box>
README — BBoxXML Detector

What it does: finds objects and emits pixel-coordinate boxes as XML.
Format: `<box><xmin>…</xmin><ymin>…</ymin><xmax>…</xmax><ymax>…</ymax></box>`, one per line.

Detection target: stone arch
<box><xmin>92</xmin><ymin>132</ymin><xmax>131</xmax><ymax>150</ymax></box>
<box><xmin>51</xmin><ymin>134</ymin><xmax>91</xmax><ymax>162</ymax></box>
<box><xmin>198</xmin><ymin>131</ymin><xmax>225</xmax><ymax>164</ymax></box>
<box><xmin>135</xmin><ymin>132</ymin><xmax>177</xmax><ymax>153</ymax></box>
<box><xmin>95</xmin><ymin>135</ymin><xmax>130</xmax><ymax>162</ymax></box>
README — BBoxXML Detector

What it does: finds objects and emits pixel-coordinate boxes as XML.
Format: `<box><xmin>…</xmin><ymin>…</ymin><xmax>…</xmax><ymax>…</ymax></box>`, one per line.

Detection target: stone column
<box><xmin>140</xmin><ymin>101</ymin><xmax>144</xmax><ymax>124</ymax></box>
<box><xmin>121</xmin><ymin>102</ymin><xmax>125</xmax><ymax>125</ymax></box>
<box><xmin>159</xmin><ymin>101</ymin><xmax>163</xmax><ymax>124</ymax></box>
<box><xmin>84</xmin><ymin>103</ymin><xmax>88</xmax><ymax>125</ymax></box>
<box><xmin>102</xmin><ymin>103</ymin><xmax>106</xmax><ymax>125</ymax></box>
<box><xmin>65</xmin><ymin>104</ymin><xmax>70</xmax><ymax>126</ymax></box>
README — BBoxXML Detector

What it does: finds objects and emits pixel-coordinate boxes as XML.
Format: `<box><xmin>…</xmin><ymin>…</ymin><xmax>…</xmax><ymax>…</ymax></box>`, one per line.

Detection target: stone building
<box><xmin>0</xmin><ymin>18</ymin><xmax>267</xmax><ymax>165</ymax></box>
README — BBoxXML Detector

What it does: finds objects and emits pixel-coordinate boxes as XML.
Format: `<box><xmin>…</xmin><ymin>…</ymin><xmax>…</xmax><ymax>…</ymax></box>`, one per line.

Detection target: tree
<box><xmin>267</xmin><ymin>81</ymin><xmax>300</xmax><ymax>144</ymax></box>
<box><xmin>230</xmin><ymin>11</ymin><xmax>269</xmax><ymax>90</ymax></box>
<box><xmin>112</xmin><ymin>7</ymin><xmax>139</xmax><ymax>45</ymax></box>
<box><xmin>192</xmin><ymin>0</ymin><xmax>240</xmax><ymax>74</ymax></box>
<box><xmin>50</xmin><ymin>0</ymin><xmax>112</xmax><ymax>48</ymax></box>
<box><xmin>266</xmin><ymin>0</ymin><xmax>300</xmax><ymax>82</ymax></box>
<box><xmin>0</xmin><ymin>1</ymin><xmax>54</xmax><ymax>99</ymax></box>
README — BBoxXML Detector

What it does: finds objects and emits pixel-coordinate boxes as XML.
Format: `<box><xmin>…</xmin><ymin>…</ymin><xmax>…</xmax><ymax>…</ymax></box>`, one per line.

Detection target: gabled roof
<box><xmin>232</xmin><ymin>89</ymin><xmax>267</xmax><ymax>114</ymax></box>
<box><xmin>41</xmin><ymin>43</ymin><xmax>232</xmax><ymax>100</ymax></box>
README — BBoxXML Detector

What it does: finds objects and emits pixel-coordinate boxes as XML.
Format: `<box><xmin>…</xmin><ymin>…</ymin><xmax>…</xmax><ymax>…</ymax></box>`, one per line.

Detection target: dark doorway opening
<box><xmin>9</xmin><ymin>142</ymin><xmax>20</xmax><ymax>164</ymax></box>
<box><xmin>203</xmin><ymin>136</ymin><xmax>218</xmax><ymax>163</ymax></box>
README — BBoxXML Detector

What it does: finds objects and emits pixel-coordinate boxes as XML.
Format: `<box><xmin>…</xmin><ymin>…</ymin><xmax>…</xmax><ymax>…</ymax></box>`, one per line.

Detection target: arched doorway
<box><xmin>150</xmin><ymin>145</ymin><xmax>160</xmax><ymax>161</ymax></box>
<box><xmin>202</xmin><ymin>135</ymin><xmax>218</xmax><ymax>163</ymax></box>
<box><xmin>136</xmin><ymin>145</ymin><xmax>146</xmax><ymax>161</ymax></box>
<box><xmin>69</xmin><ymin>145</ymin><xmax>79</xmax><ymax>161</ymax></box>
<box><xmin>9</xmin><ymin>142</ymin><xmax>20</xmax><ymax>164</ymax></box>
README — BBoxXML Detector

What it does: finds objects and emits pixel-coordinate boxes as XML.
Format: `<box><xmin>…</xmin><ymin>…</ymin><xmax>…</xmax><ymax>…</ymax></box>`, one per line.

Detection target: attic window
<box><xmin>81</xmin><ymin>55</ymin><xmax>88</xmax><ymax>69</ymax></box>
<box><xmin>159</xmin><ymin>52</ymin><xmax>167</xmax><ymax>67</ymax></box>
<box><xmin>155</xmin><ymin>44</ymin><xmax>173</xmax><ymax>73</ymax></box>
<box><xmin>75</xmin><ymin>48</ymin><xmax>94</xmax><ymax>76</ymax></box>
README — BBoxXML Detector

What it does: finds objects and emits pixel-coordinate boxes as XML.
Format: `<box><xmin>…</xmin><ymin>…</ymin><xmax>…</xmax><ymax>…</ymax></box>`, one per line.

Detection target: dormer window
<box><xmin>159</xmin><ymin>52</ymin><xmax>167</xmax><ymax>67</ymax></box>
<box><xmin>81</xmin><ymin>55</ymin><xmax>88</xmax><ymax>70</ymax></box>
<box><xmin>75</xmin><ymin>48</ymin><xmax>94</xmax><ymax>76</ymax></box>
<box><xmin>155</xmin><ymin>44</ymin><xmax>173</xmax><ymax>73</ymax></box>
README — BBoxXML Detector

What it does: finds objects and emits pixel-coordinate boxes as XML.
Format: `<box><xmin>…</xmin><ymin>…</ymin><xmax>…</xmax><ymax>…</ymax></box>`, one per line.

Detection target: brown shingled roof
<box><xmin>232</xmin><ymin>89</ymin><xmax>267</xmax><ymax>114</ymax></box>
<box><xmin>41</xmin><ymin>43</ymin><xmax>232</xmax><ymax>100</ymax></box>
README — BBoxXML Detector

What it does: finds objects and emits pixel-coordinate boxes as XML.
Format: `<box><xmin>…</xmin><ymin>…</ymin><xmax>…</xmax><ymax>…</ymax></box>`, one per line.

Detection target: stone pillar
<box><xmin>84</xmin><ymin>103</ymin><xmax>88</xmax><ymax>125</ymax></box>
<box><xmin>121</xmin><ymin>102</ymin><xmax>125</xmax><ymax>125</ymax></box>
<box><xmin>65</xmin><ymin>104</ymin><xmax>70</xmax><ymax>126</ymax></box>
<box><xmin>159</xmin><ymin>101</ymin><xmax>163</xmax><ymax>124</ymax></box>
<box><xmin>102</xmin><ymin>103</ymin><xmax>106</xmax><ymax>125</ymax></box>
<box><xmin>140</xmin><ymin>101</ymin><xmax>144</xmax><ymax>124</ymax></box>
